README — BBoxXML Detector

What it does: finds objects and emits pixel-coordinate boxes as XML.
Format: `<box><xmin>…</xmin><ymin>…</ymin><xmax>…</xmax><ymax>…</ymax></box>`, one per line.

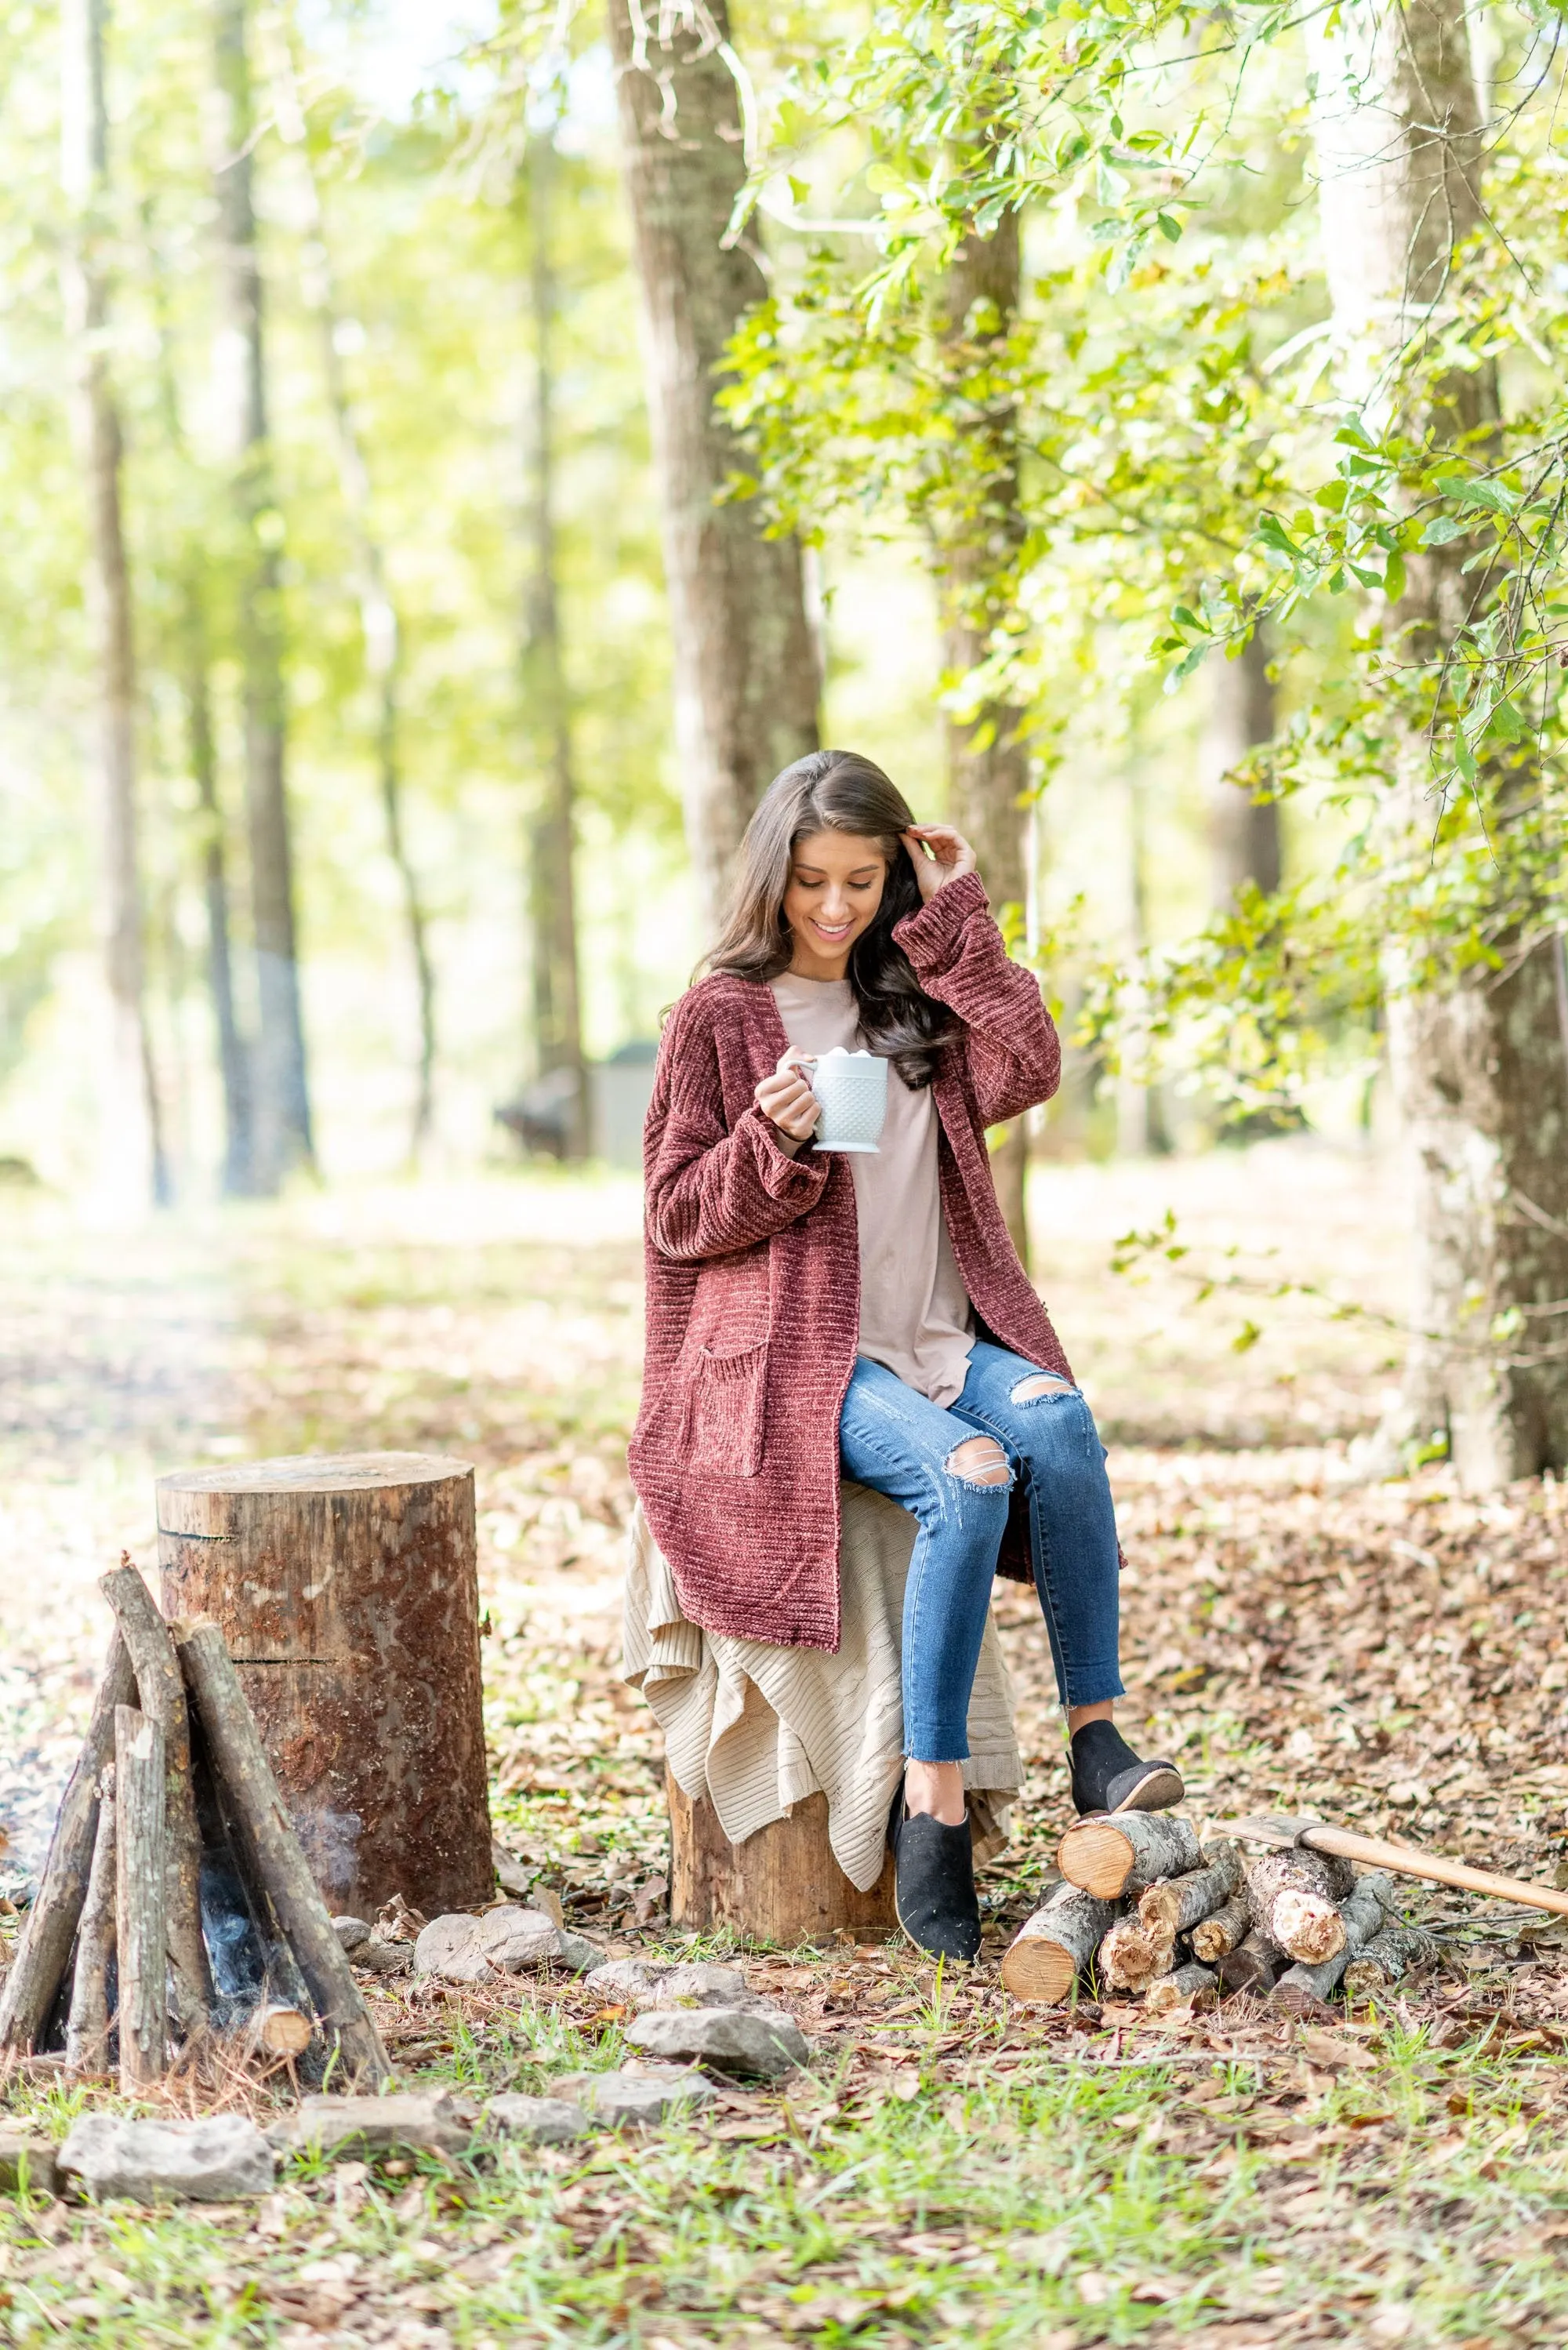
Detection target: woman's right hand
<box><xmin>754</xmin><ymin>1051</ymin><xmax>821</xmax><ymax>1153</ymax></box>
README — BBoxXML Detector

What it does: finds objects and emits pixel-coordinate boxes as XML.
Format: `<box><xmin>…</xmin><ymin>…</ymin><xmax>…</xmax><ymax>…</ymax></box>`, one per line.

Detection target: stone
<box><xmin>554</xmin><ymin>1930</ymin><xmax>604</xmax><ymax>1975</ymax></box>
<box><xmin>285</xmin><ymin>2091</ymin><xmax>478</xmax><ymax>2159</ymax></box>
<box><xmin>413</xmin><ymin>1906</ymin><xmax>560</xmax><ymax>1983</ymax></box>
<box><xmin>557</xmin><ymin>2066</ymin><xmax>718</xmax><ymax>2126</ymax></box>
<box><xmin>485</xmin><ymin>2094</ymin><xmax>592</xmax><ymax>2146</ymax></box>
<box><xmin>582</xmin><ymin>1958</ymin><xmax>750</xmax><ymax>2010</ymax></box>
<box><xmin>626</xmin><ymin>2006</ymin><xmax>809</xmax><ymax>2079</ymax></box>
<box><xmin>332</xmin><ymin>1916</ymin><xmax>371</xmax><ymax>1952</ymax></box>
<box><xmin>59</xmin><ymin>2116</ymin><xmax>274</xmax><ymax>2203</ymax></box>
<box><xmin>355</xmin><ymin>1936</ymin><xmax>412</xmax><ymax>1975</ymax></box>
<box><xmin>0</xmin><ymin>2130</ymin><xmax>60</xmax><ymax>2196</ymax></box>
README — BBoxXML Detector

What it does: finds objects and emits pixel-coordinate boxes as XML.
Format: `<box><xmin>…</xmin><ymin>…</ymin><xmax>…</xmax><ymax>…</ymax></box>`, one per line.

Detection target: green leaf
<box><xmin>1384</xmin><ymin>550</ymin><xmax>1406</xmax><ymax>603</ymax></box>
<box><xmin>1156</xmin><ymin>211</ymin><xmax>1182</xmax><ymax>242</ymax></box>
<box><xmin>1231</xmin><ymin>1319</ymin><xmax>1262</xmax><ymax>1354</ymax></box>
<box><xmin>1421</xmin><ymin>516</ymin><xmax>1467</xmax><ymax>547</ymax></box>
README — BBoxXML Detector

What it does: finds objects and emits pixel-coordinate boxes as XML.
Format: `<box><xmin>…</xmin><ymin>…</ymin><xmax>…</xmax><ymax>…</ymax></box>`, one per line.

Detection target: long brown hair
<box><xmin>700</xmin><ymin>750</ymin><xmax>957</xmax><ymax>1088</ymax></box>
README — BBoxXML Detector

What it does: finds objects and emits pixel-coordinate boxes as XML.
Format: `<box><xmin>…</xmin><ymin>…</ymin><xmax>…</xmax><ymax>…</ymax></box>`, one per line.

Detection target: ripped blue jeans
<box><xmin>838</xmin><ymin>1343</ymin><xmax>1124</xmax><ymax>1762</ymax></box>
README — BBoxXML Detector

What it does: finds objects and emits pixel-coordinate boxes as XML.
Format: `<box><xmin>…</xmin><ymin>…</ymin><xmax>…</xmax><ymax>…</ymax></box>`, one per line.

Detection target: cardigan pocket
<box><xmin>687</xmin><ymin>1338</ymin><xmax>768</xmax><ymax>1479</ymax></box>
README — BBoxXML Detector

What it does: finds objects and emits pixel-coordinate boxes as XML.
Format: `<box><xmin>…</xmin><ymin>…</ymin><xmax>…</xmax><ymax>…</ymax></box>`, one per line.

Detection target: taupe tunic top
<box><xmin>769</xmin><ymin>972</ymin><xmax>975</xmax><ymax>1408</ymax></box>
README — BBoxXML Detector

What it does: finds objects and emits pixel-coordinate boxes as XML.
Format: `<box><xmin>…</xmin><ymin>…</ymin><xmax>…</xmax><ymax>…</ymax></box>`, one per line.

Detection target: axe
<box><xmin>1221</xmin><ymin>1814</ymin><xmax>1568</xmax><ymax>1921</ymax></box>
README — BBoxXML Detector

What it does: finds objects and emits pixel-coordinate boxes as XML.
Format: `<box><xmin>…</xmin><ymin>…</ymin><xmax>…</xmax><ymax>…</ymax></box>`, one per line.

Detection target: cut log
<box><xmin>158</xmin><ymin>1453</ymin><xmax>491</xmax><ymax>1918</ymax></box>
<box><xmin>246</xmin><ymin>2003</ymin><xmax>313</xmax><ymax>2058</ymax></box>
<box><xmin>1190</xmin><ymin>1893</ymin><xmax>1251</xmax><ymax>1963</ymax></box>
<box><xmin>1342</xmin><ymin>1922</ymin><xmax>1443</xmax><ymax>1998</ymax></box>
<box><xmin>0</xmin><ymin>1631</ymin><xmax>135</xmax><ymax>2052</ymax></box>
<box><xmin>1246</xmin><ymin>1845</ymin><xmax>1356</xmax><ymax>1963</ymax></box>
<box><xmin>100</xmin><ymin>1561</ymin><xmax>211</xmax><ymax>2031</ymax></box>
<box><xmin>667</xmin><ymin>1769</ymin><xmax>895</xmax><ymax>1942</ymax></box>
<box><xmin>1056</xmin><ymin>1812</ymin><xmax>1203</xmax><ymax>1900</ymax></box>
<box><xmin>1271</xmin><ymin>1871</ymin><xmax>1391</xmax><ymax>2010</ymax></box>
<box><xmin>115</xmin><ymin>1707</ymin><xmax>167</xmax><ymax>2090</ymax></box>
<box><xmin>65</xmin><ymin>1767</ymin><xmax>117</xmax><ymax>2077</ymax></box>
<box><xmin>1218</xmin><ymin>1927</ymin><xmax>1283</xmax><ymax>1994</ymax></box>
<box><xmin>1000</xmin><ymin>1882</ymin><xmax>1119</xmax><ymax>2003</ymax></box>
<box><xmin>1145</xmin><ymin>1961</ymin><xmax>1218</xmax><ymax>2014</ymax></box>
<box><xmin>1138</xmin><ymin>1840</ymin><xmax>1242</xmax><ymax>1939</ymax></box>
<box><xmin>1098</xmin><ymin>1914</ymin><xmax>1175</xmax><ymax>1993</ymax></box>
<box><xmin>176</xmin><ymin>1621</ymin><xmax>388</xmax><ymax>2087</ymax></box>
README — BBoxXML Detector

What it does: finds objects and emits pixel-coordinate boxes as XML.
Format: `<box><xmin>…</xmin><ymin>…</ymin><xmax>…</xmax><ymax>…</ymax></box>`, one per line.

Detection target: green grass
<box><xmin>7</xmin><ymin>1987</ymin><xmax>1568</xmax><ymax>2347</ymax></box>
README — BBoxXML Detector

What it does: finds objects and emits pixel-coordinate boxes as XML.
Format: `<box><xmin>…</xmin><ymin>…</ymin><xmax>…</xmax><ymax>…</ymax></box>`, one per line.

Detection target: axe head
<box><xmin>1216</xmin><ymin>1816</ymin><xmax>1332</xmax><ymax>1849</ymax></box>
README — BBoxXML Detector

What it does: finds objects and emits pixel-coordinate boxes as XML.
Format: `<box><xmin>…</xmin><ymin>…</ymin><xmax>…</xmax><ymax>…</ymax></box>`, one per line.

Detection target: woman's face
<box><xmin>782</xmin><ymin>830</ymin><xmax>888</xmax><ymax>979</ymax></box>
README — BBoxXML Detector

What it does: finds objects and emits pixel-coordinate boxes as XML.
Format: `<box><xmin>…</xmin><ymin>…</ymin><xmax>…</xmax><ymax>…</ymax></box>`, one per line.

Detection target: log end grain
<box><xmin>1057</xmin><ymin>1811</ymin><xmax>1202</xmax><ymax>1901</ymax></box>
<box><xmin>1270</xmin><ymin>1889</ymin><xmax>1348</xmax><ymax>1966</ymax></box>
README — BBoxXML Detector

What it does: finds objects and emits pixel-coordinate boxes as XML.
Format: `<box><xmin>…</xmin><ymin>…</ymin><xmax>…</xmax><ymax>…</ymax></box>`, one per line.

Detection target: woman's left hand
<box><xmin>900</xmin><ymin>824</ymin><xmax>978</xmax><ymax>905</ymax></box>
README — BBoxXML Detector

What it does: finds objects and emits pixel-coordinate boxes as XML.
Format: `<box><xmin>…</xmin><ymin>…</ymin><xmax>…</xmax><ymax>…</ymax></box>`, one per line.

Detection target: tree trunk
<box><xmin>935</xmin><ymin>215</ymin><xmax>1033</xmax><ymax>1261</ymax></box>
<box><xmin>1312</xmin><ymin>0</ymin><xmax>1568</xmax><ymax>1486</ymax></box>
<box><xmin>1117</xmin><ymin>762</ymin><xmax>1172</xmax><ymax>1158</ymax></box>
<box><xmin>158</xmin><ymin>1452</ymin><xmax>492</xmax><ymax>1920</ymax></box>
<box><xmin>61</xmin><ymin>0</ymin><xmax>170</xmax><ymax>1211</ymax></box>
<box><xmin>666</xmin><ymin>1768</ymin><xmax>895</xmax><ymax>1943</ymax></box>
<box><xmin>262</xmin><ymin>29</ymin><xmax>437</xmax><ymax>1160</ymax></box>
<box><xmin>1202</xmin><ymin>628</ymin><xmax>1280</xmax><ymax>906</ymax></box>
<box><xmin>521</xmin><ymin>133</ymin><xmax>588</xmax><ymax>1161</ymax></box>
<box><xmin>212</xmin><ymin>0</ymin><xmax>312</xmax><ymax>1191</ymax></box>
<box><xmin>607</xmin><ymin>0</ymin><xmax>819</xmax><ymax>932</ymax></box>
<box><xmin>144</xmin><ymin>217</ymin><xmax>256</xmax><ymax>1194</ymax></box>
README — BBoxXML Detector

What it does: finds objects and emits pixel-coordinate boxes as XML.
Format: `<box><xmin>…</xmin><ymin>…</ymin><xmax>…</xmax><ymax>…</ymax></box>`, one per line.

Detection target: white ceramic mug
<box><xmin>802</xmin><ymin>1047</ymin><xmax>888</xmax><ymax>1153</ymax></box>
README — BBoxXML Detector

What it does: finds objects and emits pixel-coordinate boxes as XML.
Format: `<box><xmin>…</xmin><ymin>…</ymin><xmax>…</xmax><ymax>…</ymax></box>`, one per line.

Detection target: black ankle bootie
<box><xmin>888</xmin><ymin>1785</ymin><xmax>982</xmax><ymax>1964</ymax></box>
<box><xmin>1069</xmin><ymin>1720</ymin><xmax>1185</xmax><ymax>1818</ymax></box>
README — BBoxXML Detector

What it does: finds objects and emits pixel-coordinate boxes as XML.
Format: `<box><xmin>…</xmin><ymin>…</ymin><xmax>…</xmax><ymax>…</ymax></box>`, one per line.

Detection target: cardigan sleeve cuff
<box><xmin>892</xmin><ymin>870</ymin><xmax>991</xmax><ymax>975</ymax></box>
<box><xmin>742</xmin><ymin>1102</ymin><xmax>832</xmax><ymax>1198</ymax></box>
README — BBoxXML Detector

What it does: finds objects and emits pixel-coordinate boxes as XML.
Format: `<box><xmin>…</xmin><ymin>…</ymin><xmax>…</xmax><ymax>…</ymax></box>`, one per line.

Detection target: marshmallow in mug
<box><xmin>804</xmin><ymin>1046</ymin><xmax>888</xmax><ymax>1153</ymax></box>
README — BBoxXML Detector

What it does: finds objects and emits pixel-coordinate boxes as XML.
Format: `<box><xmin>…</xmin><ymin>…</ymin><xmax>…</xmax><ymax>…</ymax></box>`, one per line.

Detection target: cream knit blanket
<box><xmin>622</xmin><ymin>1480</ymin><xmax>1022</xmax><ymax>1892</ymax></box>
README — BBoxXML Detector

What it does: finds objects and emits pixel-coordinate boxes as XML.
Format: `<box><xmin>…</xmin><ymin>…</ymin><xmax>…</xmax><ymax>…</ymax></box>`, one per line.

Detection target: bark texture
<box><xmin>1272</xmin><ymin>1872</ymin><xmax>1390</xmax><ymax>2008</ymax></box>
<box><xmin>0</xmin><ymin>1633</ymin><xmax>134</xmax><ymax>2051</ymax></box>
<box><xmin>159</xmin><ymin>1453</ymin><xmax>491</xmax><ymax>1920</ymax></box>
<box><xmin>1341</xmin><ymin>1920</ymin><xmax>1443</xmax><ymax>1996</ymax></box>
<box><xmin>1312</xmin><ymin>0</ymin><xmax>1568</xmax><ymax>1485</ymax></box>
<box><xmin>667</xmin><ymin>1768</ymin><xmax>895</xmax><ymax>1941</ymax></box>
<box><xmin>1145</xmin><ymin>1960</ymin><xmax>1218</xmax><ymax>2013</ymax></box>
<box><xmin>1202</xmin><ymin>629</ymin><xmax>1280</xmax><ymax>906</ymax></box>
<box><xmin>1138</xmin><ymin>1840</ymin><xmax>1242</xmax><ymax>1939</ymax></box>
<box><xmin>1000</xmin><ymin>1883</ymin><xmax>1119</xmax><ymax>2003</ymax></box>
<box><xmin>607</xmin><ymin>0</ymin><xmax>818</xmax><ymax>931</ymax></box>
<box><xmin>212</xmin><ymin>0</ymin><xmax>312</xmax><ymax>1190</ymax></box>
<box><xmin>1245</xmin><ymin>1845</ymin><xmax>1356</xmax><ymax>1963</ymax></box>
<box><xmin>64</xmin><ymin>1768</ymin><xmax>116</xmax><ymax>2076</ymax></box>
<box><xmin>114</xmin><ymin>1705</ymin><xmax>168</xmax><ymax>2090</ymax></box>
<box><xmin>61</xmin><ymin>0</ymin><xmax>169</xmax><ymax>1209</ymax></box>
<box><xmin>100</xmin><ymin>1564</ymin><xmax>211</xmax><ymax>2030</ymax></box>
<box><xmin>1218</xmin><ymin>1927</ymin><xmax>1283</xmax><ymax>1994</ymax></box>
<box><xmin>522</xmin><ymin>133</ymin><xmax>587</xmax><ymax>1160</ymax></box>
<box><xmin>175</xmin><ymin>1622</ymin><xmax>389</xmax><ymax>2086</ymax></box>
<box><xmin>935</xmin><ymin>213</ymin><xmax>1032</xmax><ymax>1259</ymax></box>
<box><xmin>1056</xmin><ymin>1811</ymin><xmax>1203</xmax><ymax>1900</ymax></box>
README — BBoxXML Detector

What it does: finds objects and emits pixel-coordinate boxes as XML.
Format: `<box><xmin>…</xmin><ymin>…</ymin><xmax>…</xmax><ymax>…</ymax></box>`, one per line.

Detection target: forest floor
<box><xmin>5</xmin><ymin>1139</ymin><xmax>1568</xmax><ymax>2347</ymax></box>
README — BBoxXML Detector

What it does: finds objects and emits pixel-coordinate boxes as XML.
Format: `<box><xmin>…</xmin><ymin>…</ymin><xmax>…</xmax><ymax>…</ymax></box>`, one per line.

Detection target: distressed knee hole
<box><xmin>944</xmin><ymin>1436</ymin><xmax>1011</xmax><ymax>1487</ymax></box>
<box><xmin>1011</xmin><ymin>1373</ymin><xmax>1076</xmax><ymax>1404</ymax></box>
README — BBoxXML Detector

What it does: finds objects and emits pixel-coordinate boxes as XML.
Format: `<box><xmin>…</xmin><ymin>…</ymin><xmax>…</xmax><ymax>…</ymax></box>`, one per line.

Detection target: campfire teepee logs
<box><xmin>0</xmin><ymin>1562</ymin><xmax>388</xmax><ymax>2089</ymax></box>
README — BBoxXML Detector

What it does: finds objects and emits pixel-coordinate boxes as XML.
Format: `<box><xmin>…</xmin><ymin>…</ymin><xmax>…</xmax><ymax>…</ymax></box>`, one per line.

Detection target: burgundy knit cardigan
<box><xmin>629</xmin><ymin>872</ymin><xmax>1073</xmax><ymax>1651</ymax></box>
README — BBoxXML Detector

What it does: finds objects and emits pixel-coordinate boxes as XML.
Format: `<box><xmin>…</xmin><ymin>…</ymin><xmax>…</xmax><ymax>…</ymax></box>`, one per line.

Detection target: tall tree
<box><xmin>60</xmin><ymin>0</ymin><xmax>169</xmax><ymax>1208</ymax></box>
<box><xmin>145</xmin><ymin>220</ymin><xmax>253</xmax><ymax>1194</ymax></box>
<box><xmin>266</xmin><ymin>23</ymin><xmax>437</xmax><ymax>1160</ymax></box>
<box><xmin>935</xmin><ymin>216</ymin><xmax>1032</xmax><ymax>1260</ymax></box>
<box><xmin>606</xmin><ymin>0</ymin><xmax>818</xmax><ymax>931</ymax></box>
<box><xmin>1201</xmin><ymin>631</ymin><xmax>1280</xmax><ymax>910</ymax></box>
<box><xmin>521</xmin><ymin>131</ymin><xmax>588</xmax><ymax>1159</ymax></box>
<box><xmin>211</xmin><ymin>0</ymin><xmax>312</xmax><ymax>1190</ymax></box>
<box><xmin>1312</xmin><ymin>0</ymin><xmax>1568</xmax><ymax>1485</ymax></box>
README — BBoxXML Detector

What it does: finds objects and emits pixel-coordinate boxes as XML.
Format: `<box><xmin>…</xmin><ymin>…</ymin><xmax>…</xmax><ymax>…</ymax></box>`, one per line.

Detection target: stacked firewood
<box><xmin>1002</xmin><ymin>1814</ymin><xmax>1440</xmax><ymax>2010</ymax></box>
<box><xmin>0</xmin><ymin>1563</ymin><xmax>387</xmax><ymax>2090</ymax></box>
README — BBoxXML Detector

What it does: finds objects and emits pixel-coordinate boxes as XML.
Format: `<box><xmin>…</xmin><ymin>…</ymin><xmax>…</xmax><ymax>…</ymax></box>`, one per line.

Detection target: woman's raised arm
<box><xmin>643</xmin><ymin>997</ymin><xmax>829</xmax><ymax>1262</ymax></box>
<box><xmin>893</xmin><ymin>867</ymin><xmax>1061</xmax><ymax>1127</ymax></box>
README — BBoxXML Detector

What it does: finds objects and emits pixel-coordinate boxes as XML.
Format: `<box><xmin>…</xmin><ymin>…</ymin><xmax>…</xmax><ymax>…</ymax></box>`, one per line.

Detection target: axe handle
<box><xmin>1300</xmin><ymin>1824</ymin><xmax>1568</xmax><ymax>1920</ymax></box>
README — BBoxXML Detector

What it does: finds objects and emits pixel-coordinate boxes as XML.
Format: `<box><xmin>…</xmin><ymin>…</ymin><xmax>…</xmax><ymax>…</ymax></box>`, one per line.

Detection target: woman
<box><xmin>632</xmin><ymin>750</ymin><xmax>1181</xmax><ymax>1963</ymax></box>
